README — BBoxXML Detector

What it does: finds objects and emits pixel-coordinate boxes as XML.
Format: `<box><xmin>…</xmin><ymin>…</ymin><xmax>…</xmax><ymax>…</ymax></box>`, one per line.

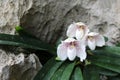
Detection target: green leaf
<box><xmin>15</xmin><ymin>26</ymin><xmax>37</xmax><ymax>39</ymax></box>
<box><xmin>89</xmin><ymin>55</ymin><xmax>120</xmax><ymax>73</ymax></box>
<box><xmin>94</xmin><ymin>46</ymin><xmax>120</xmax><ymax>57</ymax></box>
<box><xmin>0</xmin><ymin>34</ymin><xmax>56</xmax><ymax>55</ymax></box>
<box><xmin>86</xmin><ymin>65</ymin><xmax>119</xmax><ymax>76</ymax></box>
<box><xmin>99</xmin><ymin>68</ymin><xmax>118</xmax><ymax>76</ymax></box>
<box><xmin>43</xmin><ymin>61</ymin><xmax>63</xmax><ymax>80</ymax></box>
<box><xmin>60</xmin><ymin>62</ymin><xmax>75</xmax><ymax>80</ymax></box>
<box><xmin>51</xmin><ymin>61</ymin><xmax>70</xmax><ymax>80</ymax></box>
<box><xmin>92</xmin><ymin>61</ymin><xmax>120</xmax><ymax>73</ymax></box>
<box><xmin>34</xmin><ymin>57</ymin><xmax>63</xmax><ymax>80</ymax></box>
<box><xmin>83</xmin><ymin>65</ymin><xmax>100</xmax><ymax>80</ymax></box>
<box><xmin>91</xmin><ymin>55</ymin><xmax>120</xmax><ymax>65</ymax></box>
<box><xmin>71</xmin><ymin>67</ymin><xmax>83</xmax><ymax>80</ymax></box>
<box><xmin>15</xmin><ymin>26</ymin><xmax>23</xmax><ymax>31</ymax></box>
<box><xmin>89</xmin><ymin>46</ymin><xmax>120</xmax><ymax>73</ymax></box>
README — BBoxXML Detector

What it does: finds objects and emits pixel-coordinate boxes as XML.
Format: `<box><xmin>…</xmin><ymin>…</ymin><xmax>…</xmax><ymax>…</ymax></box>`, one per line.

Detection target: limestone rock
<box><xmin>21</xmin><ymin>0</ymin><xmax>120</xmax><ymax>45</ymax></box>
<box><xmin>0</xmin><ymin>0</ymin><xmax>119</xmax><ymax>46</ymax></box>
<box><xmin>0</xmin><ymin>0</ymin><xmax>33</xmax><ymax>34</ymax></box>
<box><xmin>0</xmin><ymin>0</ymin><xmax>42</xmax><ymax>80</ymax></box>
<box><xmin>0</xmin><ymin>49</ymin><xmax>42</xmax><ymax>80</ymax></box>
<box><xmin>0</xmin><ymin>0</ymin><xmax>120</xmax><ymax>80</ymax></box>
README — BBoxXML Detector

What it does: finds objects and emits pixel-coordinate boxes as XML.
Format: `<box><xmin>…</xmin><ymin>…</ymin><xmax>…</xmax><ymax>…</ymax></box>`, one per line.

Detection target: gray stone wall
<box><xmin>0</xmin><ymin>0</ymin><xmax>120</xmax><ymax>80</ymax></box>
<box><xmin>0</xmin><ymin>0</ymin><xmax>42</xmax><ymax>80</ymax></box>
<box><xmin>20</xmin><ymin>0</ymin><xmax>120</xmax><ymax>45</ymax></box>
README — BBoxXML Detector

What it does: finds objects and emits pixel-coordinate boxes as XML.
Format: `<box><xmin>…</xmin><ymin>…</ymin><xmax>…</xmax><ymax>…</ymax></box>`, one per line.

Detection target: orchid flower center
<box><xmin>88</xmin><ymin>36</ymin><xmax>94</xmax><ymax>41</ymax></box>
<box><xmin>78</xmin><ymin>25</ymin><xmax>85</xmax><ymax>30</ymax></box>
<box><xmin>69</xmin><ymin>42</ymin><xmax>76</xmax><ymax>48</ymax></box>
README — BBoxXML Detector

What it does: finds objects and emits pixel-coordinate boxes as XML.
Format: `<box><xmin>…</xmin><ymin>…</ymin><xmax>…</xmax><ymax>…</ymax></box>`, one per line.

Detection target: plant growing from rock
<box><xmin>0</xmin><ymin>22</ymin><xmax>119</xmax><ymax>80</ymax></box>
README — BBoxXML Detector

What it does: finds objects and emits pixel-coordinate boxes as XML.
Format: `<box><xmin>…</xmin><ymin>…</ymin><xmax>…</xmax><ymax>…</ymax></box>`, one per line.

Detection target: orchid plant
<box><xmin>0</xmin><ymin>23</ymin><xmax>119</xmax><ymax>80</ymax></box>
<box><xmin>57</xmin><ymin>22</ymin><xmax>105</xmax><ymax>62</ymax></box>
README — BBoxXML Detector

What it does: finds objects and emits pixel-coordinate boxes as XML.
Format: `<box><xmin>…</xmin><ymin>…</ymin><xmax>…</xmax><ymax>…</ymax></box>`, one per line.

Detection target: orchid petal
<box><xmin>88</xmin><ymin>32</ymin><xmax>99</xmax><ymax>36</ymax></box>
<box><xmin>96</xmin><ymin>35</ymin><xmax>105</xmax><ymax>47</ymax></box>
<box><xmin>67</xmin><ymin>47</ymin><xmax>76</xmax><ymax>61</ymax></box>
<box><xmin>75</xmin><ymin>22</ymin><xmax>89</xmax><ymax>41</ymax></box>
<box><xmin>76</xmin><ymin>22</ymin><xmax>85</xmax><ymax>25</ymax></box>
<box><xmin>66</xmin><ymin>23</ymin><xmax>77</xmax><ymax>37</ymax></box>
<box><xmin>64</xmin><ymin>37</ymin><xmax>76</xmax><ymax>43</ymax></box>
<box><xmin>87</xmin><ymin>38</ymin><xmax>96</xmax><ymax>50</ymax></box>
<box><xmin>76</xmin><ymin>29</ymin><xmax>84</xmax><ymax>40</ymax></box>
<box><xmin>76</xmin><ymin>42</ymin><xmax>87</xmax><ymax>62</ymax></box>
<box><xmin>57</xmin><ymin>44</ymin><xmax>67</xmax><ymax>61</ymax></box>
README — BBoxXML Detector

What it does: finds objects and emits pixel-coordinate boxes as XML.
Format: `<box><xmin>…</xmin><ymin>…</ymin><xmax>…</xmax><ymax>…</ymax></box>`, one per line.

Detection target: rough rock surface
<box><xmin>0</xmin><ymin>49</ymin><xmax>42</xmax><ymax>80</ymax></box>
<box><xmin>0</xmin><ymin>0</ymin><xmax>120</xmax><ymax>80</ymax></box>
<box><xmin>0</xmin><ymin>0</ymin><xmax>42</xmax><ymax>80</ymax></box>
<box><xmin>1</xmin><ymin>0</ymin><xmax>119</xmax><ymax>45</ymax></box>
<box><xmin>21</xmin><ymin>0</ymin><xmax>120</xmax><ymax>45</ymax></box>
<box><xmin>0</xmin><ymin>0</ymin><xmax>33</xmax><ymax>34</ymax></box>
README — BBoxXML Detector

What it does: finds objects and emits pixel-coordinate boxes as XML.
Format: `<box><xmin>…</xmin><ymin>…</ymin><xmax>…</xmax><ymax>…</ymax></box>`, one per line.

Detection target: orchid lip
<box><xmin>88</xmin><ymin>36</ymin><xmax>94</xmax><ymax>40</ymax></box>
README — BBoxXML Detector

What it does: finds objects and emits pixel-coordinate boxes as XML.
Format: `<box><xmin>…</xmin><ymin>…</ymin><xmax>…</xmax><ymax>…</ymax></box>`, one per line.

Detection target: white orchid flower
<box><xmin>87</xmin><ymin>32</ymin><xmax>105</xmax><ymax>50</ymax></box>
<box><xmin>67</xmin><ymin>22</ymin><xmax>89</xmax><ymax>40</ymax></box>
<box><xmin>57</xmin><ymin>38</ymin><xmax>87</xmax><ymax>61</ymax></box>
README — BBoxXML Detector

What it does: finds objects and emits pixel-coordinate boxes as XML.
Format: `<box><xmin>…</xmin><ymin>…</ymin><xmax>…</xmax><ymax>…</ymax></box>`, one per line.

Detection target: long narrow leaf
<box><xmin>89</xmin><ymin>55</ymin><xmax>120</xmax><ymax>73</ymax></box>
<box><xmin>89</xmin><ymin>46</ymin><xmax>120</xmax><ymax>73</ymax></box>
<box><xmin>94</xmin><ymin>46</ymin><xmax>120</xmax><ymax>56</ymax></box>
<box><xmin>43</xmin><ymin>61</ymin><xmax>63</xmax><ymax>80</ymax></box>
<box><xmin>0</xmin><ymin>34</ymin><xmax>56</xmax><ymax>55</ymax></box>
<box><xmin>92</xmin><ymin>61</ymin><xmax>120</xmax><ymax>73</ymax></box>
<box><xmin>72</xmin><ymin>67</ymin><xmax>83</xmax><ymax>80</ymax></box>
<box><xmin>90</xmin><ymin>55</ymin><xmax>120</xmax><ymax>65</ymax></box>
<box><xmin>99</xmin><ymin>68</ymin><xmax>118</xmax><ymax>76</ymax></box>
<box><xmin>51</xmin><ymin>61</ymin><xmax>70</xmax><ymax>80</ymax></box>
<box><xmin>83</xmin><ymin>65</ymin><xmax>100</xmax><ymax>80</ymax></box>
<box><xmin>60</xmin><ymin>62</ymin><xmax>75</xmax><ymax>80</ymax></box>
<box><xmin>34</xmin><ymin>57</ymin><xmax>63</xmax><ymax>80</ymax></box>
<box><xmin>15</xmin><ymin>26</ymin><xmax>38</xmax><ymax>39</ymax></box>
